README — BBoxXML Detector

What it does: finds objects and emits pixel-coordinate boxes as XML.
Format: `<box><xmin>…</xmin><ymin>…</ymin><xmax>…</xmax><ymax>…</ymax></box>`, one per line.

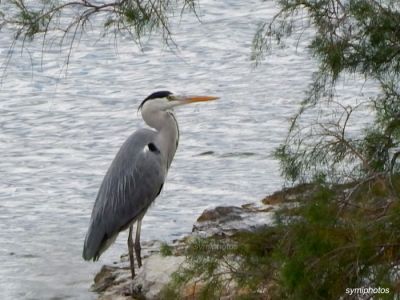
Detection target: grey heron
<box><xmin>82</xmin><ymin>91</ymin><xmax>218</xmax><ymax>278</ymax></box>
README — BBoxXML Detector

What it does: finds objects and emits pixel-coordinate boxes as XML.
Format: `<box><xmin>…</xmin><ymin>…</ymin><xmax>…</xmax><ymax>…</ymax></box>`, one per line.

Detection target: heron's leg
<box><xmin>127</xmin><ymin>225</ymin><xmax>135</xmax><ymax>279</ymax></box>
<box><xmin>134</xmin><ymin>219</ymin><xmax>142</xmax><ymax>268</ymax></box>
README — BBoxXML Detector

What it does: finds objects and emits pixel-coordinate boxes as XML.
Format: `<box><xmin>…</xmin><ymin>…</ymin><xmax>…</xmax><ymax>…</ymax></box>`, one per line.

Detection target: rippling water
<box><xmin>0</xmin><ymin>0</ymin><xmax>379</xmax><ymax>299</ymax></box>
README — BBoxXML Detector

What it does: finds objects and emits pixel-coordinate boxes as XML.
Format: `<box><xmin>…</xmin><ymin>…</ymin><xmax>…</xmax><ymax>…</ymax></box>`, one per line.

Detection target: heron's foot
<box><xmin>134</xmin><ymin>242</ymin><xmax>142</xmax><ymax>268</ymax></box>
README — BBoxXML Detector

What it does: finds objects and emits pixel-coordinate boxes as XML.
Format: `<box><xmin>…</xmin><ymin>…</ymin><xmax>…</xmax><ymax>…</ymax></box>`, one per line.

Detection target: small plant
<box><xmin>160</xmin><ymin>242</ymin><xmax>173</xmax><ymax>256</ymax></box>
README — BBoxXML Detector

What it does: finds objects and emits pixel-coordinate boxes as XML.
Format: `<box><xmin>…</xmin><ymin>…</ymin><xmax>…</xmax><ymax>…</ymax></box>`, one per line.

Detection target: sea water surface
<box><xmin>0</xmin><ymin>0</ymin><xmax>378</xmax><ymax>299</ymax></box>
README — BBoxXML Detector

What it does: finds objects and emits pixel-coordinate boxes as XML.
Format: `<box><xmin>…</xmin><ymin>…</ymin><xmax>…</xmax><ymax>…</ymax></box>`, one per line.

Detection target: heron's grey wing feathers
<box><xmin>83</xmin><ymin>129</ymin><xmax>165</xmax><ymax>261</ymax></box>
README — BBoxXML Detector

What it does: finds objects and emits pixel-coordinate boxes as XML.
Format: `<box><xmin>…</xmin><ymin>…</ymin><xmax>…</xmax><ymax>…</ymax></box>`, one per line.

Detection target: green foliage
<box><xmin>362</xmin><ymin>127</ymin><xmax>393</xmax><ymax>172</ymax></box>
<box><xmin>161</xmin><ymin>237</ymin><xmax>239</xmax><ymax>299</ymax></box>
<box><xmin>276</xmin><ymin>187</ymin><xmax>353</xmax><ymax>299</ymax></box>
<box><xmin>0</xmin><ymin>0</ymin><xmax>197</xmax><ymax>63</ymax></box>
<box><xmin>278</xmin><ymin>180</ymin><xmax>400</xmax><ymax>299</ymax></box>
<box><xmin>163</xmin><ymin>182</ymin><xmax>400</xmax><ymax>299</ymax></box>
<box><xmin>254</xmin><ymin>0</ymin><xmax>400</xmax><ymax>183</ymax></box>
<box><xmin>274</xmin><ymin>145</ymin><xmax>303</xmax><ymax>182</ymax></box>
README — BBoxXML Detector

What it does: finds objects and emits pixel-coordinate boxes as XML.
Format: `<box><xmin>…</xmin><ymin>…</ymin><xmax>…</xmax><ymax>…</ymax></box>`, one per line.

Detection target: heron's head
<box><xmin>138</xmin><ymin>91</ymin><xmax>218</xmax><ymax>114</ymax></box>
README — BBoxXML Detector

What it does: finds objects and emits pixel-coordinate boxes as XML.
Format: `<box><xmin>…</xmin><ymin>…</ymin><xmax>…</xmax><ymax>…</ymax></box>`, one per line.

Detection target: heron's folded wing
<box><xmin>83</xmin><ymin>129</ymin><xmax>165</xmax><ymax>260</ymax></box>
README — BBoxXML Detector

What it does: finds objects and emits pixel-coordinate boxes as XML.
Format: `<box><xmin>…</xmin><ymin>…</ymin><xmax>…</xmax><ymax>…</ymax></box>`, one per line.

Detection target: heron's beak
<box><xmin>180</xmin><ymin>95</ymin><xmax>219</xmax><ymax>104</ymax></box>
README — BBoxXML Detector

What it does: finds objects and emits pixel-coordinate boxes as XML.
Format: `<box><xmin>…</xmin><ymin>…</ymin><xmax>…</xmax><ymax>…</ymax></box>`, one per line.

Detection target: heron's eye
<box><xmin>167</xmin><ymin>95</ymin><xmax>174</xmax><ymax>101</ymax></box>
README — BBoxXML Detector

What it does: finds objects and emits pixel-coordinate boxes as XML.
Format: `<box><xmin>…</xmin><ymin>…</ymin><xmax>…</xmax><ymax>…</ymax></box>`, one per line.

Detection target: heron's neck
<box><xmin>142</xmin><ymin>110</ymin><xmax>179</xmax><ymax>169</ymax></box>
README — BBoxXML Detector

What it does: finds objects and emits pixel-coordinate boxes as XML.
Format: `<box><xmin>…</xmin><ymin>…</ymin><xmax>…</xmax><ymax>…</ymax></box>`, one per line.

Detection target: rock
<box><xmin>94</xmin><ymin>245</ymin><xmax>185</xmax><ymax>300</ymax></box>
<box><xmin>262</xmin><ymin>183</ymin><xmax>319</xmax><ymax>204</ymax></box>
<box><xmin>196</xmin><ymin>206</ymin><xmax>243</xmax><ymax>222</ymax></box>
<box><xmin>133</xmin><ymin>254</ymin><xmax>185</xmax><ymax>299</ymax></box>
<box><xmin>92</xmin><ymin>265</ymin><xmax>119</xmax><ymax>293</ymax></box>
<box><xmin>192</xmin><ymin>203</ymin><xmax>276</xmax><ymax>237</ymax></box>
<box><xmin>99</xmin><ymin>294</ymin><xmax>131</xmax><ymax>300</ymax></box>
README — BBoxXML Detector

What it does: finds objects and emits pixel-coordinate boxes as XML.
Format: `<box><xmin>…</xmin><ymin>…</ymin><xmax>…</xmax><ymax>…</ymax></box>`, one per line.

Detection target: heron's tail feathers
<box><xmin>82</xmin><ymin>226</ymin><xmax>99</xmax><ymax>261</ymax></box>
<box><xmin>83</xmin><ymin>224</ymin><xmax>117</xmax><ymax>261</ymax></box>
